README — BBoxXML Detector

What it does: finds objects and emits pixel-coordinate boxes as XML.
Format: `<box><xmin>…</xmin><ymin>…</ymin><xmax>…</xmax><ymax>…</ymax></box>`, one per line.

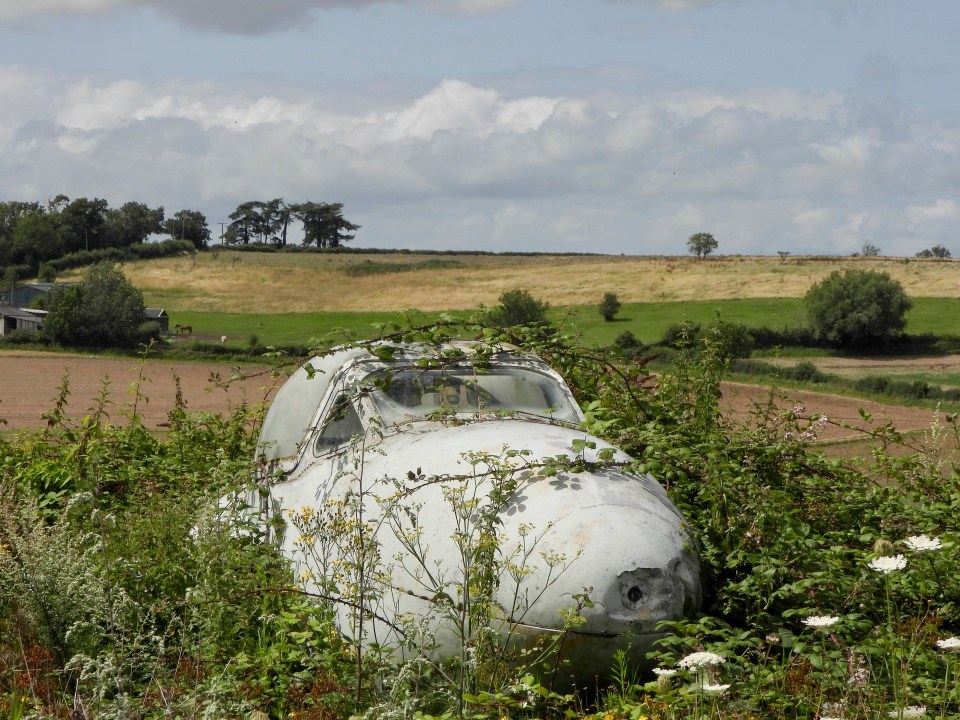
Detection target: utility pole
<box><xmin>219</xmin><ymin>222</ymin><xmax>226</xmax><ymax>245</ymax></box>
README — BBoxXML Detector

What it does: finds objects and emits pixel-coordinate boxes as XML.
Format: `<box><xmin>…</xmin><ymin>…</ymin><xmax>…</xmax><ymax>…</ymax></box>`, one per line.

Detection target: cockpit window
<box><xmin>313</xmin><ymin>394</ymin><xmax>365</xmax><ymax>455</ymax></box>
<box><xmin>367</xmin><ymin>365</ymin><xmax>580</xmax><ymax>426</ymax></box>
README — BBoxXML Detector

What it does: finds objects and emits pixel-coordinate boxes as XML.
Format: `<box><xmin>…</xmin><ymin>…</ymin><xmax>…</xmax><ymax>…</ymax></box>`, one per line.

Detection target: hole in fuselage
<box><xmin>627</xmin><ymin>585</ymin><xmax>643</xmax><ymax>604</ymax></box>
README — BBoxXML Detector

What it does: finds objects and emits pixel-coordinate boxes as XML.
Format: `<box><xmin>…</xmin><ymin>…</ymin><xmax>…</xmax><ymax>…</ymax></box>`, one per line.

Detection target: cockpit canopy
<box><xmin>257</xmin><ymin>344</ymin><xmax>583</xmax><ymax>463</ymax></box>
<box><xmin>368</xmin><ymin>365</ymin><xmax>580</xmax><ymax>426</ymax></box>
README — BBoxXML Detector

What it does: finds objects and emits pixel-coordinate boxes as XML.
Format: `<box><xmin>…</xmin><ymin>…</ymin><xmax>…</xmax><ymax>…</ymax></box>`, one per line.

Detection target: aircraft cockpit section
<box><xmin>366</xmin><ymin>363</ymin><xmax>582</xmax><ymax>427</ymax></box>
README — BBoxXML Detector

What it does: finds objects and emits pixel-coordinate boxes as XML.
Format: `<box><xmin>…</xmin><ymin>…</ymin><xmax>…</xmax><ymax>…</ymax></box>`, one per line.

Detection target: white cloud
<box><xmin>908</xmin><ymin>199</ymin><xmax>960</xmax><ymax>224</ymax></box>
<box><xmin>1</xmin><ymin>67</ymin><xmax>958</xmax><ymax>255</ymax></box>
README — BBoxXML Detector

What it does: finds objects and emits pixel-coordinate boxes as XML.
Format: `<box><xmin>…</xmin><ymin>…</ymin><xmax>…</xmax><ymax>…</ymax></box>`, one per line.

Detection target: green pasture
<box><xmin>163</xmin><ymin>297</ymin><xmax>960</xmax><ymax>350</ymax></box>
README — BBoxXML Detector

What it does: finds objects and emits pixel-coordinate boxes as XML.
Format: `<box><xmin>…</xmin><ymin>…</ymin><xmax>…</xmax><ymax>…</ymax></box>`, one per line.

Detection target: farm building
<box><xmin>0</xmin><ymin>307</ymin><xmax>46</xmax><ymax>335</ymax></box>
<box><xmin>1</xmin><ymin>282</ymin><xmax>77</xmax><ymax>308</ymax></box>
<box><xmin>144</xmin><ymin>308</ymin><xmax>170</xmax><ymax>333</ymax></box>
<box><xmin>0</xmin><ymin>282</ymin><xmax>169</xmax><ymax>336</ymax></box>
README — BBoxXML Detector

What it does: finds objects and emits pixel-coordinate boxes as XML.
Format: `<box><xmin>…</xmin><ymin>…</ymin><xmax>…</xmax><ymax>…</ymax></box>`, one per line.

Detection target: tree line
<box><xmin>0</xmin><ymin>196</ymin><xmax>210</xmax><ymax>277</ymax></box>
<box><xmin>223</xmin><ymin>199</ymin><xmax>358</xmax><ymax>248</ymax></box>
<box><xmin>0</xmin><ymin>195</ymin><xmax>359</xmax><ymax>279</ymax></box>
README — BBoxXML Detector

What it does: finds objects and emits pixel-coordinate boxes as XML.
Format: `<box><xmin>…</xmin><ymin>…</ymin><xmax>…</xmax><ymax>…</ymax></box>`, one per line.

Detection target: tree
<box><xmin>44</xmin><ymin>263</ymin><xmax>146</xmax><ymax>348</ymax></box>
<box><xmin>687</xmin><ymin>232</ymin><xmax>718</xmax><ymax>260</ymax></box>
<box><xmin>599</xmin><ymin>292</ymin><xmax>621</xmax><ymax>322</ymax></box>
<box><xmin>859</xmin><ymin>241</ymin><xmax>881</xmax><ymax>257</ymax></box>
<box><xmin>916</xmin><ymin>245</ymin><xmax>951</xmax><ymax>259</ymax></box>
<box><xmin>224</xmin><ymin>201</ymin><xmax>263</xmax><ymax>245</ymax></box>
<box><xmin>488</xmin><ymin>289</ymin><xmax>550</xmax><ymax>327</ymax></box>
<box><xmin>164</xmin><ymin>209</ymin><xmax>211</xmax><ymax>249</ymax></box>
<box><xmin>11</xmin><ymin>210</ymin><xmax>62</xmax><ymax>271</ymax></box>
<box><xmin>57</xmin><ymin>197</ymin><xmax>109</xmax><ymax>253</ymax></box>
<box><xmin>102</xmin><ymin>201</ymin><xmax>164</xmax><ymax>248</ymax></box>
<box><xmin>294</xmin><ymin>202</ymin><xmax>359</xmax><ymax>248</ymax></box>
<box><xmin>804</xmin><ymin>269</ymin><xmax>911</xmax><ymax>348</ymax></box>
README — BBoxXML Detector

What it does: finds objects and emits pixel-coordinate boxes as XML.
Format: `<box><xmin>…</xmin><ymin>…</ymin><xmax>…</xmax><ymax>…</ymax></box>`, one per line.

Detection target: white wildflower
<box><xmin>904</xmin><ymin>534</ymin><xmax>942</xmax><ymax>552</ymax></box>
<box><xmin>869</xmin><ymin>554</ymin><xmax>907</xmax><ymax>574</ymax></box>
<box><xmin>677</xmin><ymin>651</ymin><xmax>725</xmax><ymax>670</ymax></box>
<box><xmin>702</xmin><ymin>683</ymin><xmax>730</xmax><ymax>694</ymax></box>
<box><xmin>888</xmin><ymin>706</ymin><xmax>926</xmax><ymax>718</ymax></box>
<box><xmin>935</xmin><ymin>637</ymin><xmax>960</xmax><ymax>651</ymax></box>
<box><xmin>652</xmin><ymin>667</ymin><xmax>677</xmax><ymax>677</ymax></box>
<box><xmin>803</xmin><ymin>614</ymin><xmax>840</xmax><ymax>629</ymax></box>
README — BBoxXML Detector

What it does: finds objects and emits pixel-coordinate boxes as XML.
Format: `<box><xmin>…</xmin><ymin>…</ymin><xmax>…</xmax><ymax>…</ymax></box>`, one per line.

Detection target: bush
<box><xmin>599</xmin><ymin>292</ymin><xmax>621</xmax><ymax>322</ymax></box>
<box><xmin>37</xmin><ymin>262</ymin><xmax>57</xmax><ymax>282</ymax></box>
<box><xmin>43</xmin><ymin>263</ymin><xmax>146</xmax><ymax>348</ymax></box>
<box><xmin>660</xmin><ymin>320</ymin><xmax>754</xmax><ymax>359</ymax></box>
<box><xmin>488</xmin><ymin>289</ymin><xmax>550</xmax><ymax>327</ymax></box>
<box><xmin>804</xmin><ymin>269</ymin><xmax>911</xmax><ymax>349</ymax></box>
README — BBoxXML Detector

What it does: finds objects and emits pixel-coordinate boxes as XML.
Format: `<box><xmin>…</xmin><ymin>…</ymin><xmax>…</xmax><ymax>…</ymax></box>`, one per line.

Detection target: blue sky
<box><xmin>1</xmin><ymin>0</ymin><xmax>958</xmax><ymax>256</ymax></box>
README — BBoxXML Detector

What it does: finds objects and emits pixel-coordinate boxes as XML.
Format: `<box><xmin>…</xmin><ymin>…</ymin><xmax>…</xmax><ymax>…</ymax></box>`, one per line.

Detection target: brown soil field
<box><xmin>0</xmin><ymin>351</ymin><xmax>280</xmax><ymax>432</ymax></box>
<box><xmin>769</xmin><ymin>354</ymin><xmax>960</xmax><ymax>382</ymax></box>
<box><xmin>1</xmin><ymin>353</ymin><xmax>943</xmax><ymax>455</ymax></box>
<box><xmin>719</xmin><ymin>381</ymin><xmax>941</xmax><ymax>442</ymax></box>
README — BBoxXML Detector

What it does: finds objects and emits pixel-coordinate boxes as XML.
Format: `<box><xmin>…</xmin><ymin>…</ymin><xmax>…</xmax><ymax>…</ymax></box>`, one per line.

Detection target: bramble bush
<box><xmin>1</xmin><ymin>317</ymin><xmax>960</xmax><ymax>719</ymax></box>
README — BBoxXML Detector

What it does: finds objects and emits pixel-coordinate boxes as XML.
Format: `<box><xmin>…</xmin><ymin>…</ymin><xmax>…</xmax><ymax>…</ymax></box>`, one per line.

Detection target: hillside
<box><xmin>59</xmin><ymin>251</ymin><xmax>960</xmax><ymax>314</ymax></box>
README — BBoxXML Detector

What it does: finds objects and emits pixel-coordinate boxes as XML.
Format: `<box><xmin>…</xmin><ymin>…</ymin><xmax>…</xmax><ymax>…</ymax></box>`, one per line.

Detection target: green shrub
<box><xmin>804</xmin><ymin>269</ymin><xmax>912</xmax><ymax>348</ymax></box>
<box><xmin>487</xmin><ymin>288</ymin><xmax>550</xmax><ymax>327</ymax></box>
<box><xmin>599</xmin><ymin>292</ymin><xmax>622</xmax><ymax>322</ymax></box>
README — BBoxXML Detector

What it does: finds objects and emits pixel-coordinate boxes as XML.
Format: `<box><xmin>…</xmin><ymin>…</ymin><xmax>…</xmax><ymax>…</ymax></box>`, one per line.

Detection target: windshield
<box><xmin>367</xmin><ymin>364</ymin><xmax>581</xmax><ymax>426</ymax></box>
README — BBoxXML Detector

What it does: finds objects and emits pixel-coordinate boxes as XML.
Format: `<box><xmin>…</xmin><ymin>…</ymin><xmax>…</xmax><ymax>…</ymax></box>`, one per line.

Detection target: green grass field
<box><xmin>164</xmin><ymin>296</ymin><xmax>960</xmax><ymax>349</ymax></box>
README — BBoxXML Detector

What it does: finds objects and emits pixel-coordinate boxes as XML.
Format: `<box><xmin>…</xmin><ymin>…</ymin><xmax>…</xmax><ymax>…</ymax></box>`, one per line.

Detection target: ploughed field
<box><xmin>0</xmin><ymin>352</ymin><xmax>279</xmax><ymax>431</ymax></box>
<box><xmin>0</xmin><ymin>352</ymin><xmax>942</xmax><ymax>447</ymax></box>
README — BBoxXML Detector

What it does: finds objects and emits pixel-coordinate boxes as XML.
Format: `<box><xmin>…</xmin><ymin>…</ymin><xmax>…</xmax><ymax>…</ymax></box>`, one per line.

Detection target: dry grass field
<box><xmin>57</xmin><ymin>252</ymin><xmax>960</xmax><ymax>313</ymax></box>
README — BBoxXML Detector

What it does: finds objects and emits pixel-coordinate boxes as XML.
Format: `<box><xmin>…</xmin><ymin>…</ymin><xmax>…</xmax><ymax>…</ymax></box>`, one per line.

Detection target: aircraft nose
<box><xmin>503</xmin><ymin>489</ymin><xmax>701</xmax><ymax>637</ymax></box>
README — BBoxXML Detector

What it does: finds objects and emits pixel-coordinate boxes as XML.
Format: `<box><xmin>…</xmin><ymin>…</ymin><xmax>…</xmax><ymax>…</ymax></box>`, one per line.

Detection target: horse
<box><xmin>175</xmin><ymin>323</ymin><xmax>193</xmax><ymax>336</ymax></box>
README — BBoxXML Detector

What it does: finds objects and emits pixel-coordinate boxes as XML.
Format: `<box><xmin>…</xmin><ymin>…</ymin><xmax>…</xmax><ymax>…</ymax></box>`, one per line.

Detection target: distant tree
<box><xmin>860</xmin><ymin>241</ymin><xmax>881</xmax><ymax>257</ymax></box>
<box><xmin>804</xmin><ymin>269</ymin><xmax>911</xmax><ymax>348</ymax></box>
<box><xmin>164</xmin><ymin>209</ymin><xmax>211</xmax><ymax>249</ymax></box>
<box><xmin>224</xmin><ymin>201</ymin><xmax>264</xmax><ymax>245</ymax></box>
<box><xmin>599</xmin><ymin>292</ymin><xmax>622</xmax><ymax>322</ymax></box>
<box><xmin>44</xmin><ymin>263</ymin><xmax>146</xmax><ymax>348</ymax></box>
<box><xmin>687</xmin><ymin>232</ymin><xmax>718</xmax><ymax>260</ymax></box>
<box><xmin>37</xmin><ymin>263</ymin><xmax>57</xmax><ymax>282</ymax></box>
<box><xmin>777</xmin><ymin>251</ymin><xmax>791</xmax><ymax>262</ymax></box>
<box><xmin>294</xmin><ymin>202</ymin><xmax>359</xmax><ymax>248</ymax></box>
<box><xmin>1</xmin><ymin>266</ymin><xmax>16</xmax><ymax>303</ymax></box>
<box><xmin>102</xmin><ymin>201</ymin><xmax>164</xmax><ymax>248</ymax></box>
<box><xmin>0</xmin><ymin>201</ymin><xmax>42</xmax><ymax>266</ymax></box>
<box><xmin>915</xmin><ymin>245</ymin><xmax>951</xmax><ymax>259</ymax></box>
<box><xmin>57</xmin><ymin>197</ymin><xmax>109</xmax><ymax>253</ymax></box>
<box><xmin>11</xmin><ymin>210</ymin><xmax>62</xmax><ymax>271</ymax></box>
<box><xmin>263</xmin><ymin>198</ymin><xmax>294</xmax><ymax>246</ymax></box>
<box><xmin>488</xmin><ymin>289</ymin><xmax>550</xmax><ymax>327</ymax></box>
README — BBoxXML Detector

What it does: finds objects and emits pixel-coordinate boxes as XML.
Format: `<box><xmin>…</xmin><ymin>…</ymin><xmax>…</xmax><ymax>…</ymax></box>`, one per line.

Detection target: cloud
<box><xmin>1</xmin><ymin>66</ymin><xmax>958</xmax><ymax>255</ymax></box>
<box><xmin>0</xmin><ymin>0</ymin><xmax>521</xmax><ymax>32</ymax></box>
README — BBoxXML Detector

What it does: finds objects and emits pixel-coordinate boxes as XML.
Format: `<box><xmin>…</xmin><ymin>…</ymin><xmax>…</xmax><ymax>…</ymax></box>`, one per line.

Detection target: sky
<box><xmin>1</xmin><ymin>0</ymin><xmax>958</xmax><ymax>257</ymax></box>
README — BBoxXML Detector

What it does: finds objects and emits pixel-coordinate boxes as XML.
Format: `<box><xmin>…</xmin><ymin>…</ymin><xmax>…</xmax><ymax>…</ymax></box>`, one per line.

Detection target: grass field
<box><xmin>57</xmin><ymin>251</ymin><xmax>960</xmax><ymax>314</ymax></box>
<box><xmin>165</xmin><ymin>296</ymin><xmax>960</xmax><ymax>349</ymax></box>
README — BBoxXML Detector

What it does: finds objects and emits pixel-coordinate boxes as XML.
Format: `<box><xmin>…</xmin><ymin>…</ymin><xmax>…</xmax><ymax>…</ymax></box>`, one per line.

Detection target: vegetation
<box><xmin>599</xmin><ymin>292</ymin><xmax>621</xmax><ymax>322</ymax></box>
<box><xmin>163</xmin><ymin>209</ymin><xmax>211</xmax><ymax>249</ymax></box>
<box><xmin>687</xmin><ymin>232</ymin><xmax>718</xmax><ymax>260</ymax></box>
<box><xmin>0</xmin><ymin>196</ymin><xmax>199</xmax><ymax>277</ymax></box>
<box><xmin>860</xmin><ymin>241</ymin><xmax>882</xmax><ymax>257</ymax></box>
<box><xmin>43</xmin><ymin>263</ymin><xmax>147</xmax><ymax>348</ymax></box>
<box><xmin>488</xmin><ymin>289</ymin><xmax>550</xmax><ymax>327</ymax></box>
<box><xmin>224</xmin><ymin>199</ymin><xmax>359</xmax><ymax>248</ymax></box>
<box><xmin>916</xmin><ymin>245</ymin><xmax>952</xmax><ymax>259</ymax></box>
<box><xmin>805</xmin><ymin>269</ymin><xmax>912</xmax><ymax>349</ymax></box>
<box><xmin>2</xmin><ymin>319</ymin><xmax>960</xmax><ymax>719</ymax></box>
